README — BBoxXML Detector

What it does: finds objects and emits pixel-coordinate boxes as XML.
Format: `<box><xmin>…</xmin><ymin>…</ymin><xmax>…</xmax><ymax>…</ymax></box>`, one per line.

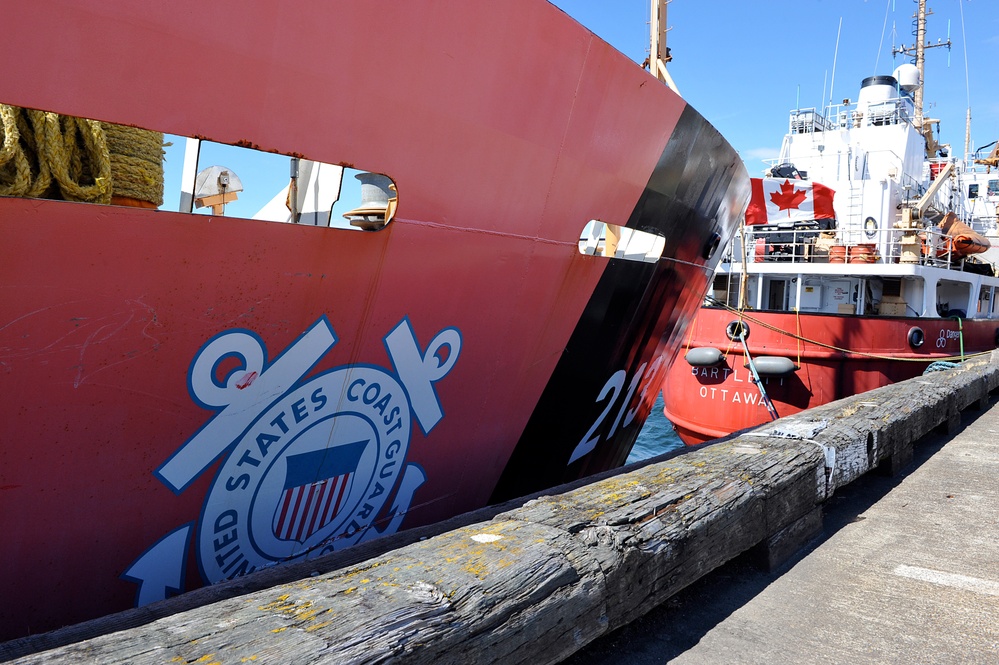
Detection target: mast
<box><xmin>913</xmin><ymin>0</ymin><xmax>927</xmax><ymax>131</ymax></box>
<box><xmin>649</xmin><ymin>0</ymin><xmax>680</xmax><ymax>94</ymax></box>
<box><xmin>892</xmin><ymin>0</ymin><xmax>951</xmax><ymax>157</ymax></box>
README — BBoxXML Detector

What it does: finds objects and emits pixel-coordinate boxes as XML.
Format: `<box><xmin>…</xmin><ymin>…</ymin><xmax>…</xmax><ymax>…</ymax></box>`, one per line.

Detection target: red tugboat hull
<box><xmin>0</xmin><ymin>0</ymin><xmax>748</xmax><ymax>637</ymax></box>
<box><xmin>663</xmin><ymin>307</ymin><xmax>997</xmax><ymax>445</ymax></box>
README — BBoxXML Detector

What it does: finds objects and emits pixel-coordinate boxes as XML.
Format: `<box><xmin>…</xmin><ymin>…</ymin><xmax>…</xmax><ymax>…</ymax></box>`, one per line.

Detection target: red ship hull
<box><xmin>663</xmin><ymin>306</ymin><xmax>997</xmax><ymax>444</ymax></box>
<box><xmin>0</xmin><ymin>0</ymin><xmax>748</xmax><ymax>638</ymax></box>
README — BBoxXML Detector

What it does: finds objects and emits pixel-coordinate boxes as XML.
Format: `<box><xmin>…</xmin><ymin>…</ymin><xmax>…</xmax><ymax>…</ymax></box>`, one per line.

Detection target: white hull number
<box><xmin>568</xmin><ymin>356</ymin><xmax>663</xmax><ymax>464</ymax></box>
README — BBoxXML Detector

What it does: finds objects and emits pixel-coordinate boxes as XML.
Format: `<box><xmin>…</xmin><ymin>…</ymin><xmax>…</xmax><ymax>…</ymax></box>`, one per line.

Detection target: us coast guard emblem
<box><xmin>123</xmin><ymin>316</ymin><xmax>461</xmax><ymax>605</ymax></box>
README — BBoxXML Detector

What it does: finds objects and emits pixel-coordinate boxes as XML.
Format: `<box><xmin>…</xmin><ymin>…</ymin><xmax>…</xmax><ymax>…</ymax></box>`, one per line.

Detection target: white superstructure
<box><xmin>712</xmin><ymin>67</ymin><xmax>999</xmax><ymax>323</ymax></box>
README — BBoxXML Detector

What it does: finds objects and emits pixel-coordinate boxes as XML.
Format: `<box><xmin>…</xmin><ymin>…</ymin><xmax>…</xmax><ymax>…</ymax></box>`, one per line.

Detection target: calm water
<box><xmin>627</xmin><ymin>393</ymin><xmax>684</xmax><ymax>463</ymax></box>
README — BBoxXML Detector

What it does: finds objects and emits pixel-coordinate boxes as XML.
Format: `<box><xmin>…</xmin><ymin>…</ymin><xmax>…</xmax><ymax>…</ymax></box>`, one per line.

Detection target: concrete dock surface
<box><xmin>567</xmin><ymin>396</ymin><xmax>999</xmax><ymax>664</ymax></box>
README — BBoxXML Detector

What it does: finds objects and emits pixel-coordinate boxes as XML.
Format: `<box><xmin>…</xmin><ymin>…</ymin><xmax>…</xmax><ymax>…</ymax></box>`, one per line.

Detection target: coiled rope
<box><xmin>924</xmin><ymin>361</ymin><xmax>961</xmax><ymax>373</ymax></box>
<box><xmin>102</xmin><ymin>121</ymin><xmax>164</xmax><ymax>207</ymax></box>
<box><xmin>0</xmin><ymin>104</ymin><xmax>163</xmax><ymax>207</ymax></box>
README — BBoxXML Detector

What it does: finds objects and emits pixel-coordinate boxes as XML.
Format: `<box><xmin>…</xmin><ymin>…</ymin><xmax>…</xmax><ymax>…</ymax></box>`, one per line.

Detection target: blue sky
<box><xmin>166</xmin><ymin>0</ymin><xmax>999</xmax><ymax>216</ymax></box>
<box><xmin>552</xmin><ymin>0</ymin><xmax>999</xmax><ymax>175</ymax></box>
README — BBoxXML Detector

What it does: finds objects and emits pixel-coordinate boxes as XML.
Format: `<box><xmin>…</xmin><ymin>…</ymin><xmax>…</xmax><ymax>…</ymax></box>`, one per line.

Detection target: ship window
<box><xmin>968</xmin><ymin>184</ymin><xmax>979</xmax><ymax>199</ymax></box>
<box><xmin>989</xmin><ymin>180</ymin><xmax>999</xmax><ymax>196</ymax></box>
<box><xmin>0</xmin><ymin>103</ymin><xmax>397</xmax><ymax>230</ymax></box>
<box><xmin>577</xmin><ymin>220</ymin><xmax>665</xmax><ymax>263</ymax></box>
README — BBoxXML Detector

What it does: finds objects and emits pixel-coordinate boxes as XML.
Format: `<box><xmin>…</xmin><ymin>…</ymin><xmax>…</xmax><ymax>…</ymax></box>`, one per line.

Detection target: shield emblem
<box><xmin>272</xmin><ymin>439</ymin><xmax>367</xmax><ymax>543</ymax></box>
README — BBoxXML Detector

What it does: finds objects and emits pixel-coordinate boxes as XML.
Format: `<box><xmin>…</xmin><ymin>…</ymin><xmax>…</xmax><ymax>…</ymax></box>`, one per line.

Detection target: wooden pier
<box><xmin>568</xmin><ymin>371</ymin><xmax>999</xmax><ymax>663</ymax></box>
<box><xmin>3</xmin><ymin>353</ymin><xmax>998</xmax><ymax>664</ymax></box>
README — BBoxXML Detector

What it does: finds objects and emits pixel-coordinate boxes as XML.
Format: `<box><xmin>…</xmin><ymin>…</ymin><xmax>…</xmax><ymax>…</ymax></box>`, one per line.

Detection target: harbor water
<box><xmin>627</xmin><ymin>393</ymin><xmax>684</xmax><ymax>463</ymax></box>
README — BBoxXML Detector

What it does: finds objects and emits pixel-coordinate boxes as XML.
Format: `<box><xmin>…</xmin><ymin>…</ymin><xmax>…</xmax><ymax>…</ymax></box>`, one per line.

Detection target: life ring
<box><xmin>726</xmin><ymin>320</ymin><xmax>749</xmax><ymax>342</ymax></box>
<box><xmin>864</xmin><ymin>216</ymin><xmax>878</xmax><ymax>239</ymax></box>
<box><xmin>907</xmin><ymin>326</ymin><xmax>925</xmax><ymax>348</ymax></box>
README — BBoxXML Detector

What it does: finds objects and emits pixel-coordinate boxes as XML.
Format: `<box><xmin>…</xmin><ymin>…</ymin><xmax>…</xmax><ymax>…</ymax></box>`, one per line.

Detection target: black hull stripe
<box><xmin>490</xmin><ymin>105</ymin><xmax>749</xmax><ymax>502</ymax></box>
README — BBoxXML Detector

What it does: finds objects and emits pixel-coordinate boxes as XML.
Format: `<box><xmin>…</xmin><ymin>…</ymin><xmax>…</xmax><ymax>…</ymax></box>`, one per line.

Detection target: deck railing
<box><xmin>723</xmin><ymin>223</ymin><xmax>968</xmax><ymax>271</ymax></box>
<box><xmin>788</xmin><ymin>99</ymin><xmax>910</xmax><ymax>135</ymax></box>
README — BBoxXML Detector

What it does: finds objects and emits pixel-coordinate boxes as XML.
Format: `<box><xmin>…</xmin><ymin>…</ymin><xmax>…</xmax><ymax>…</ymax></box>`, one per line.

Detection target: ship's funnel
<box><xmin>857</xmin><ymin>75</ymin><xmax>898</xmax><ymax>105</ymax></box>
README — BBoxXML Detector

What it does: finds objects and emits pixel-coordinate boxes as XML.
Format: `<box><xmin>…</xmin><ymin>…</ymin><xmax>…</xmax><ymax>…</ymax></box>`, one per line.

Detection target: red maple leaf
<box><xmin>769</xmin><ymin>179</ymin><xmax>807</xmax><ymax>214</ymax></box>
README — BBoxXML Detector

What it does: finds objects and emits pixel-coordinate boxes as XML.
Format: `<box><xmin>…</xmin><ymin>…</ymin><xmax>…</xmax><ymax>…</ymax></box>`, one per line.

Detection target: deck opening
<box><xmin>0</xmin><ymin>103</ymin><xmax>397</xmax><ymax>230</ymax></box>
<box><xmin>577</xmin><ymin>220</ymin><xmax>665</xmax><ymax>263</ymax></box>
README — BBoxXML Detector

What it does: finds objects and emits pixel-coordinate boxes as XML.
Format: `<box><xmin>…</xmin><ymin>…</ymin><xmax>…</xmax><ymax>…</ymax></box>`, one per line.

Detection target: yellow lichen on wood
<box><xmin>304</xmin><ymin>621</ymin><xmax>333</xmax><ymax>633</ymax></box>
<box><xmin>257</xmin><ymin>597</ymin><xmax>296</xmax><ymax>613</ymax></box>
<box><xmin>294</xmin><ymin>608</ymin><xmax>322</xmax><ymax>622</ymax></box>
<box><xmin>257</xmin><ymin>595</ymin><xmax>336</xmax><ymax>629</ymax></box>
<box><xmin>463</xmin><ymin>561</ymin><xmax>489</xmax><ymax>579</ymax></box>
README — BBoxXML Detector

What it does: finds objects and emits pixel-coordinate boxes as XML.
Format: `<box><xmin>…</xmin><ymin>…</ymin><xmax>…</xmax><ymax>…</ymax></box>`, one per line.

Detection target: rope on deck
<box><xmin>0</xmin><ymin>104</ymin><xmax>163</xmax><ymax>206</ymax></box>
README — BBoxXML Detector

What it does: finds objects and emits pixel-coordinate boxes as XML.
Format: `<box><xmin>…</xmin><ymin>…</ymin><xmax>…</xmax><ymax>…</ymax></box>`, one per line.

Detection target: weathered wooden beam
<box><xmin>5</xmin><ymin>352</ymin><xmax>998</xmax><ymax>664</ymax></box>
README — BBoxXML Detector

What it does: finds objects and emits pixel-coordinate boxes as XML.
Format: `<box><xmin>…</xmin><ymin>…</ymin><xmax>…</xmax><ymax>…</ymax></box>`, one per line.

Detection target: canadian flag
<box><xmin>746</xmin><ymin>178</ymin><xmax>836</xmax><ymax>225</ymax></box>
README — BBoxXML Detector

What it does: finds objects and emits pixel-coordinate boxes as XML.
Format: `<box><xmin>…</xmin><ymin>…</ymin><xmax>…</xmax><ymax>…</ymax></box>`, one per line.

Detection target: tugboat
<box><xmin>662</xmin><ymin>0</ymin><xmax>998</xmax><ymax>445</ymax></box>
<box><xmin>0</xmin><ymin>0</ymin><xmax>748</xmax><ymax>637</ymax></box>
